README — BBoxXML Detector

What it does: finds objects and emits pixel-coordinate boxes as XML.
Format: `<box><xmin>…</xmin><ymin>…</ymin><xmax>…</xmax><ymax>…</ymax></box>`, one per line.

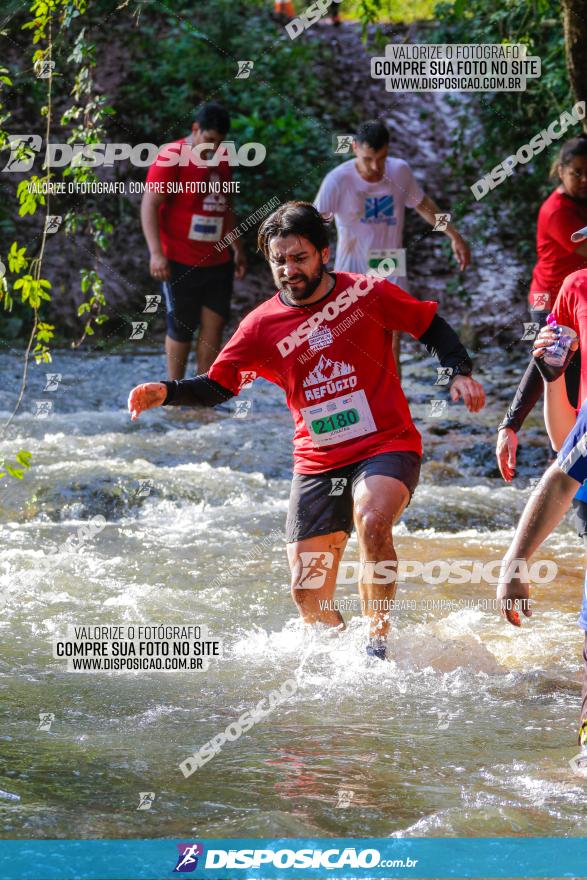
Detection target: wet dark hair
<box><xmin>257</xmin><ymin>201</ymin><xmax>331</xmax><ymax>259</ymax></box>
<box><xmin>550</xmin><ymin>132</ymin><xmax>587</xmax><ymax>178</ymax></box>
<box><xmin>355</xmin><ymin>119</ymin><xmax>389</xmax><ymax>151</ymax></box>
<box><xmin>194</xmin><ymin>102</ymin><xmax>230</xmax><ymax>135</ymax></box>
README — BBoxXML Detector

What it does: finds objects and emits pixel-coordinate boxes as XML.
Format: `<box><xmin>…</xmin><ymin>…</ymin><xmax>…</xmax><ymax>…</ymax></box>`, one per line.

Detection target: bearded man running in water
<box><xmin>128</xmin><ymin>202</ymin><xmax>485</xmax><ymax>659</ymax></box>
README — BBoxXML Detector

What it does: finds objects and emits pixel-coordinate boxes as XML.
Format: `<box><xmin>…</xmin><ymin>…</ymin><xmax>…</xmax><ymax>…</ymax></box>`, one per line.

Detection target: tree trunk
<box><xmin>561</xmin><ymin>0</ymin><xmax>587</xmax><ymax>127</ymax></box>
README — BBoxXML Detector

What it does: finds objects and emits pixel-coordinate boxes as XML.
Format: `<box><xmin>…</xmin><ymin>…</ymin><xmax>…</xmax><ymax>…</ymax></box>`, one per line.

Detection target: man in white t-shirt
<box><xmin>314</xmin><ymin>120</ymin><xmax>471</xmax><ymax>372</ymax></box>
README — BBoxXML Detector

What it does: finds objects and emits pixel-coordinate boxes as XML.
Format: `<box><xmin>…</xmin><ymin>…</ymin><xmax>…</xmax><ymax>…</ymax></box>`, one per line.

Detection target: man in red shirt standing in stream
<box><xmin>128</xmin><ymin>202</ymin><xmax>485</xmax><ymax>660</ymax></box>
<box><xmin>141</xmin><ymin>102</ymin><xmax>246</xmax><ymax>380</ymax></box>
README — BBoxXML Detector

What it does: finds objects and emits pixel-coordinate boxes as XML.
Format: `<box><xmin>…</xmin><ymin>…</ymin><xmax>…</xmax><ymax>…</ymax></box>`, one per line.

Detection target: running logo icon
<box><xmin>234</xmin><ymin>400</ymin><xmax>252</xmax><ymax>418</ymax></box>
<box><xmin>129</xmin><ymin>322</ymin><xmax>148</xmax><ymax>340</ymax></box>
<box><xmin>437</xmin><ymin>711</ymin><xmax>450</xmax><ymax>730</ymax></box>
<box><xmin>238</xmin><ymin>370</ymin><xmax>256</xmax><ymax>390</ymax></box>
<box><xmin>143</xmin><ymin>294</ymin><xmax>161</xmax><ymax>313</ymax></box>
<box><xmin>44</xmin><ymin>215</ymin><xmax>62</xmax><ymax>234</ymax></box>
<box><xmin>43</xmin><ymin>373</ymin><xmax>62</xmax><ymax>391</ymax></box>
<box><xmin>298</xmin><ymin>551</ymin><xmax>334</xmax><ymax>589</ymax></box>
<box><xmin>434</xmin><ymin>367</ymin><xmax>453</xmax><ymax>386</ymax></box>
<box><xmin>329</xmin><ymin>477</ymin><xmax>347</xmax><ymax>496</ymax></box>
<box><xmin>173</xmin><ymin>843</ymin><xmax>204</xmax><ymax>873</ymax></box>
<box><xmin>236</xmin><ymin>60</ymin><xmax>253</xmax><ymax>79</ymax></box>
<box><xmin>428</xmin><ymin>399</ymin><xmax>447</xmax><ymax>417</ymax></box>
<box><xmin>136</xmin><ymin>791</ymin><xmax>155</xmax><ymax>811</ymax></box>
<box><xmin>1</xmin><ymin>134</ymin><xmax>42</xmax><ymax>173</ymax></box>
<box><xmin>34</xmin><ymin>59</ymin><xmax>55</xmax><ymax>78</ymax></box>
<box><xmin>333</xmin><ymin>135</ymin><xmax>353</xmax><ymax>154</ymax></box>
<box><xmin>530</xmin><ymin>292</ymin><xmax>549</xmax><ymax>311</ymax></box>
<box><xmin>38</xmin><ymin>712</ymin><xmax>55</xmax><ymax>731</ymax></box>
<box><xmin>433</xmin><ymin>212</ymin><xmax>451</xmax><ymax>231</ymax></box>
<box><xmin>521</xmin><ymin>322</ymin><xmax>539</xmax><ymax>341</ymax></box>
<box><xmin>336</xmin><ymin>789</ymin><xmax>354</xmax><ymax>808</ymax></box>
<box><xmin>32</xmin><ymin>400</ymin><xmax>53</xmax><ymax>418</ymax></box>
<box><xmin>135</xmin><ymin>480</ymin><xmax>153</xmax><ymax>498</ymax></box>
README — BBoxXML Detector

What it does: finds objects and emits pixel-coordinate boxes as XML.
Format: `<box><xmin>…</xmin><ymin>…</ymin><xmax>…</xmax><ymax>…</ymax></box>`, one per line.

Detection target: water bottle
<box><xmin>534</xmin><ymin>313</ymin><xmax>577</xmax><ymax>382</ymax></box>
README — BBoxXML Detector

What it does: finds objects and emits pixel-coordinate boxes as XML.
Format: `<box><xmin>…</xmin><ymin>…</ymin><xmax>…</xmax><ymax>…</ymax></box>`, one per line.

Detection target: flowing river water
<box><xmin>1</xmin><ymin>339</ymin><xmax>586</xmax><ymax>843</ymax></box>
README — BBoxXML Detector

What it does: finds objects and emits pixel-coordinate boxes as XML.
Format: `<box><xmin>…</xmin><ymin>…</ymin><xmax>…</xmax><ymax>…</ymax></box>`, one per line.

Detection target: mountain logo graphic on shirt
<box><xmin>364</xmin><ymin>194</ymin><xmax>394</xmax><ymax>220</ymax></box>
<box><xmin>303</xmin><ymin>355</ymin><xmax>354</xmax><ymax>388</ymax></box>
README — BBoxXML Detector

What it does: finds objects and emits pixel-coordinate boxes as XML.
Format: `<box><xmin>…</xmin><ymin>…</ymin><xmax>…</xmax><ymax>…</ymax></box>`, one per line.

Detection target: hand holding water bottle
<box><xmin>532</xmin><ymin>314</ymin><xmax>578</xmax><ymax>382</ymax></box>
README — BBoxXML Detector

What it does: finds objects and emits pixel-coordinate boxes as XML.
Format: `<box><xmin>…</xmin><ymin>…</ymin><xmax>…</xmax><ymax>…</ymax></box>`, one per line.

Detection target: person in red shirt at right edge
<box><xmin>495</xmin><ymin>258</ymin><xmax>587</xmax><ymax>766</ymax></box>
<box><xmin>496</xmin><ymin>134</ymin><xmax>587</xmax><ymax>481</ymax></box>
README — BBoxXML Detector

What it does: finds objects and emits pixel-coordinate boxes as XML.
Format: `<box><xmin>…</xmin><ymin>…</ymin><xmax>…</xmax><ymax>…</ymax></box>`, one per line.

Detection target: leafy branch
<box><xmin>62</xmin><ymin>26</ymin><xmax>113</xmax><ymax>346</ymax></box>
<box><xmin>0</xmin><ymin>0</ymin><xmax>112</xmax><ymax>477</ymax></box>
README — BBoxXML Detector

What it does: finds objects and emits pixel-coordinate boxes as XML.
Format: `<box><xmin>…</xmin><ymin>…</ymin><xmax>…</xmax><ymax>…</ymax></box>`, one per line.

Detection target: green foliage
<box><xmin>7</xmin><ymin>242</ymin><xmax>28</xmax><ymax>273</ymax></box>
<box><xmin>349</xmin><ymin>0</ymin><xmax>571</xmax><ymax>257</ymax></box>
<box><xmin>75</xmin><ymin>267</ymin><xmax>107</xmax><ymax>341</ymax></box>
<box><xmin>13</xmin><ymin>274</ymin><xmax>51</xmax><ymax>308</ymax></box>
<box><xmin>33</xmin><ymin>320</ymin><xmax>55</xmax><ymax>362</ymax></box>
<box><xmin>59</xmin><ymin>22</ymin><xmax>114</xmax><ymax>340</ymax></box>
<box><xmin>432</xmin><ymin>0</ymin><xmax>571</xmax><ymax>249</ymax></box>
<box><xmin>16</xmin><ymin>176</ymin><xmax>46</xmax><ymax>216</ymax></box>
<box><xmin>351</xmin><ymin>0</ymin><xmax>436</xmax><ymax>27</ymax></box>
<box><xmin>0</xmin><ymin>449</ymin><xmax>32</xmax><ymax>480</ymax></box>
<box><xmin>117</xmin><ymin>0</ymin><xmax>358</xmax><ymax>250</ymax></box>
<box><xmin>0</xmin><ymin>0</ymin><xmax>103</xmax><ymax>478</ymax></box>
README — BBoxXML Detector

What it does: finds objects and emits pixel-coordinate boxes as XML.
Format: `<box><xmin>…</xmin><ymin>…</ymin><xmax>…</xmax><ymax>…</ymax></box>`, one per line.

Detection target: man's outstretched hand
<box><xmin>450</xmin><ymin>375</ymin><xmax>485</xmax><ymax>412</ymax></box>
<box><xmin>128</xmin><ymin>382</ymin><xmax>167</xmax><ymax>421</ymax></box>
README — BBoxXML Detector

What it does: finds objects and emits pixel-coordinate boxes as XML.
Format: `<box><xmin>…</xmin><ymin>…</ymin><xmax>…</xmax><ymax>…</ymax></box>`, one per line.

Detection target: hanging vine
<box><xmin>0</xmin><ymin>0</ymin><xmax>113</xmax><ymax>478</ymax></box>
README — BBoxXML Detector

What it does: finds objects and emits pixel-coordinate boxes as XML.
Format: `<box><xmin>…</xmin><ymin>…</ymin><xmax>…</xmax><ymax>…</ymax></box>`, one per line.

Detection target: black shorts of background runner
<box><xmin>285</xmin><ymin>451</ymin><xmax>421</xmax><ymax>543</ymax></box>
<box><xmin>162</xmin><ymin>259</ymin><xmax>234</xmax><ymax>342</ymax></box>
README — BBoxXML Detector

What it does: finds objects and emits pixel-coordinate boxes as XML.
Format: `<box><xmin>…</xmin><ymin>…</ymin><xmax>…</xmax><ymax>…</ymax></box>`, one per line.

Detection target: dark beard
<box><xmin>282</xmin><ymin>263</ymin><xmax>324</xmax><ymax>302</ymax></box>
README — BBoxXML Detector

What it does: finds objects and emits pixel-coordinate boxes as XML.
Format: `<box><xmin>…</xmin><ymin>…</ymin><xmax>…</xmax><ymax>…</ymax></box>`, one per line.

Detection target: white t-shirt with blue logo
<box><xmin>314</xmin><ymin>157</ymin><xmax>424</xmax><ymax>290</ymax></box>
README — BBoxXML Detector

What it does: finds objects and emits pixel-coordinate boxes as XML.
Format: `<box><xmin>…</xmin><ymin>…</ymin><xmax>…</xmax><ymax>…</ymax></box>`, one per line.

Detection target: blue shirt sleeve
<box><xmin>557</xmin><ymin>399</ymin><xmax>587</xmax><ymax>487</ymax></box>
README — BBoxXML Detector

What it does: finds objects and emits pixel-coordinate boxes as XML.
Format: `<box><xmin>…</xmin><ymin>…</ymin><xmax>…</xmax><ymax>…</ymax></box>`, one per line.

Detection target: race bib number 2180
<box><xmin>300</xmin><ymin>390</ymin><xmax>376</xmax><ymax>447</ymax></box>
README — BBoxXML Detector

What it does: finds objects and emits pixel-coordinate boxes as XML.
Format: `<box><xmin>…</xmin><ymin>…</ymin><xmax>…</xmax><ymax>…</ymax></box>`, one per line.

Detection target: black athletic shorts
<box><xmin>162</xmin><ymin>259</ymin><xmax>233</xmax><ymax>342</ymax></box>
<box><xmin>285</xmin><ymin>451</ymin><xmax>421</xmax><ymax>543</ymax></box>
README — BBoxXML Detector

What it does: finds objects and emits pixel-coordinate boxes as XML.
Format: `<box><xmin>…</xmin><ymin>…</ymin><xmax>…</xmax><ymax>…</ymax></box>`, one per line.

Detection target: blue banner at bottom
<box><xmin>0</xmin><ymin>837</ymin><xmax>586</xmax><ymax>880</ymax></box>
